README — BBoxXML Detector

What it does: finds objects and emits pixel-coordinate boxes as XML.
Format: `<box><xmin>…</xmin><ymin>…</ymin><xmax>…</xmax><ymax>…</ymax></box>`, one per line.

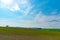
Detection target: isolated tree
<box><xmin>6</xmin><ymin>25</ymin><xmax>9</xmax><ymax>27</ymax></box>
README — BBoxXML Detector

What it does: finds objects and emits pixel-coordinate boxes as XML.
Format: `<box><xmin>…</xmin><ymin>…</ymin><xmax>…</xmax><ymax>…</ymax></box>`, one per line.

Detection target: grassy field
<box><xmin>0</xmin><ymin>27</ymin><xmax>60</xmax><ymax>40</ymax></box>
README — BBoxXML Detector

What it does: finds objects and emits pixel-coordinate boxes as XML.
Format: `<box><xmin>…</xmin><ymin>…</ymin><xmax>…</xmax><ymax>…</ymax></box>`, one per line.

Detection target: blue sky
<box><xmin>0</xmin><ymin>0</ymin><xmax>60</xmax><ymax>28</ymax></box>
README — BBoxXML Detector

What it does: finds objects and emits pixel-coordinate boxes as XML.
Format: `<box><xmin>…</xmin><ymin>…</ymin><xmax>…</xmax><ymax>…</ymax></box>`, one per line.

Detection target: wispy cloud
<box><xmin>0</xmin><ymin>0</ymin><xmax>60</xmax><ymax>28</ymax></box>
<box><xmin>9</xmin><ymin>4</ymin><xmax>20</xmax><ymax>12</ymax></box>
<box><xmin>33</xmin><ymin>11</ymin><xmax>60</xmax><ymax>28</ymax></box>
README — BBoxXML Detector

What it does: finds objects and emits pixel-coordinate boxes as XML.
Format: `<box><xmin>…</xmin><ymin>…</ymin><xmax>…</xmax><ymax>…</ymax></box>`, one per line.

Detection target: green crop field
<box><xmin>0</xmin><ymin>27</ymin><xmax>60</xmax><ymax>40</ymax></box>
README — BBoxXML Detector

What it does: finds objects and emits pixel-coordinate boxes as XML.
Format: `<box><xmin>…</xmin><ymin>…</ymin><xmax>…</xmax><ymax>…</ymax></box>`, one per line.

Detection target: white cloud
<box><xmin>33</xmin><ymin>11</ymin><xmax>60</xmax><ymax>28</ymax></box>
<box><xmin>23</xmin><ymin>5</ymin><xmax>34</xmax><ymax>16</ymax></box>
<box><xmin>0</xmin><ymin>0</ymin><xmax>31</xmax><ymax>13</ymax></box>
<box><xmin>0</xmin><ymin>0</ymin><xmax>60</xmax><ymax>28</ymax></box>
<box><xmin>0</xmin><ymin>0</ymin><xmax>13</xmax><ymax>5</ymax></box>
<box><xmin>0</xmin><ymin>0</ymin><xmax>14</xmax><ymax>8</ymax></box>
<box><xmin>9</xmin><ymin>4</ymin><xmax>20</xmax><ymax>12</ymax></box>
<box><xmin>19</xmin><ymin>0</ymin><xmax>28</xmax><ymax>4</ymax></box>
<box><xmin>34</xmin><ymin>12</ymin><xmax>46</xmax><ymax>23</ymax></box>
<box><xmin>0</xmin><ymin>11</ymin><xmax>60</xmax><ymax>28</ymax></box>
<box><xmin>0</xmin><ymin>0</ymin><xmax>20</xmax><ymax>11</ymax></box>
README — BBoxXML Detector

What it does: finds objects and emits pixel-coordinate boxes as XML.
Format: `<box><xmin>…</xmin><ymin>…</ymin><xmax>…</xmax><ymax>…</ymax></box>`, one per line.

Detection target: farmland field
<box><xmin>0</xmin><ymin>27</ymin><xmax>60</xmax><ymax>40</ymax></box>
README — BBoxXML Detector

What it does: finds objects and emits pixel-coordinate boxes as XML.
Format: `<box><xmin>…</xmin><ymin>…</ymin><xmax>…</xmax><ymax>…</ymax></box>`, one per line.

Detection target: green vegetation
<box><xmin>0</xmin><ymin>27</ymin><xmax>60</xmax><ymax>36</ymax></box>
<box><xmin>0</xmin><ymin>27</ymin><xmax>60</xmax><ymax>40</ymax></box>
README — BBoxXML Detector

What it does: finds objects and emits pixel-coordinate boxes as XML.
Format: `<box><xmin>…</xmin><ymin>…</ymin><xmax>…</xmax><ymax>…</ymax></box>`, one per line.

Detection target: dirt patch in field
<box><xmin>0</xmin><ymin>34</ymin><xmax>60</xmax><ymax>40</ymax></box>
